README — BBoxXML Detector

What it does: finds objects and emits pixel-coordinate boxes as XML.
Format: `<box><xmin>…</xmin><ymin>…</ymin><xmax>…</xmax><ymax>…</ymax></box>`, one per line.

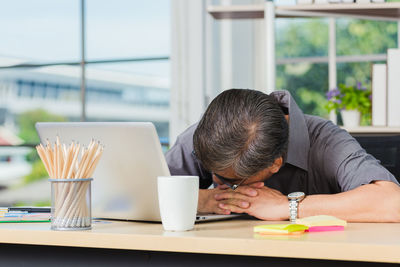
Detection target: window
<box><xmin>276</xmin><ymin>18</ymin><xmax>329</xmax><ymax>117</ymax></box>
<box><xmin>276</xmin><ymin>14</ymin><xmax>397</xmax><ymax>119</ymax></box>
<box><xmin>0</xmin><ymin>0</ymin><xmax>170</xmax><ymax>207</ymax></box>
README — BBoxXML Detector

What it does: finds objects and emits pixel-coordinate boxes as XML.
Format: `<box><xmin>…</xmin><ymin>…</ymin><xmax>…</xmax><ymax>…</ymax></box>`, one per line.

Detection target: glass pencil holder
<box><xmin>49</xmin><ymin>178</ymin><xmax>93</xmax><ymax>231</ymax></box>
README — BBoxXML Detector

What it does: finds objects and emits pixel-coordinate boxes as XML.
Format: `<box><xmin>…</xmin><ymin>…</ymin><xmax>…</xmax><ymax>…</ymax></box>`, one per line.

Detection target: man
<box><xmin>166</xmin><ymin>89</ymin><xmax>400</xmax><ymax>222</ymax></box>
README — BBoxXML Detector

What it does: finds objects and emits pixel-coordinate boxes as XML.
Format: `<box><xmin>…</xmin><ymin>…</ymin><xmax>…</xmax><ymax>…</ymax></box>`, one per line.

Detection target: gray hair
<box><xmin>193</xmin><ymin>89</ymin><xmax>289</xmax><ymax>178</ymax></box>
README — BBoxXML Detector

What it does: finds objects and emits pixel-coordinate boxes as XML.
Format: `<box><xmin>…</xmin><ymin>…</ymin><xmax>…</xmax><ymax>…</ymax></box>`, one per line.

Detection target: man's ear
<box><xmin>270</xmin><ymin>157</ymin><xmax>283</xmax><ymax>174</ymax></box>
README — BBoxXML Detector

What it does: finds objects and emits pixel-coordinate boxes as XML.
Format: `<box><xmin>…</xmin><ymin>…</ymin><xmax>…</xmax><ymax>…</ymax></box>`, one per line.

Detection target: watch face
<box><xmin>288</xmin><ymin>192</ymin><xmax>305</xmax><ymax>200</ymax></box>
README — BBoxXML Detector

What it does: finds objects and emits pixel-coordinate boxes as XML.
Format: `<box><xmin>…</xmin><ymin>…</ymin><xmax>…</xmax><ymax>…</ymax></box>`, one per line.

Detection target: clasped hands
<box><xmin>198</xmin><ymin>182</ymin><xmax>289</xmax><ymax>221</ymax></box>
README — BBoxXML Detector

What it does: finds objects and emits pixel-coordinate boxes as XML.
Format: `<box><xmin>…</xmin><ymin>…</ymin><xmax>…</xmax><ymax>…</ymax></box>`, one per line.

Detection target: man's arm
<box><xmin>299</xmin><ymin>180</ymin><xmax>400</xmax><ymax>222</ymax></box>
<box><xmin>215</xmin><ymin>180</ymin><xmax>400</xmax><ymax>222</ymax></box>
<box><xmin>209</xmin><ymin>118</ymin><xmax>400</xmax><ymax>220</ymax></box>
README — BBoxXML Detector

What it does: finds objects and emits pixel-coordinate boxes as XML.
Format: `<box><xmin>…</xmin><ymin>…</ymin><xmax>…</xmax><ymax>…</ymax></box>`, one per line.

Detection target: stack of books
<box><xmin>372</xmin><ymin>48</ymin><xmax>400</xmax><ymax>127</ymax></box>
<box><xmin>0</xmin><ymin>207</ymin><xmax>51</xmax><ymax>223</ymax></box>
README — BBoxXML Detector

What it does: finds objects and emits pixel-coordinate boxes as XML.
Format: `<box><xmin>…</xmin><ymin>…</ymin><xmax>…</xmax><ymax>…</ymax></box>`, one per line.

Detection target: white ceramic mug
<box><xmin>157</xmin><ymin>176</ymin><xmax>199</xmax><ymax>231</ymax></box>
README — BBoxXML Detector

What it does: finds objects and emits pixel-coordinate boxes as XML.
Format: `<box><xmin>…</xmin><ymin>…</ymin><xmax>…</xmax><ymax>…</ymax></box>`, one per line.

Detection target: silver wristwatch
<box><xmin>288</xmin><ymin>192</ymin><xmax>305</xmax><ymax>223</ymax></box>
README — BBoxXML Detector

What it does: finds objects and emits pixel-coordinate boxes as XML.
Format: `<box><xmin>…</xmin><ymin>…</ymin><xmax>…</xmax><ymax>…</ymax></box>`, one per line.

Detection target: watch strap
<box><xmin>289</xmin><ymin>199</ymin><xmax>299</xmax><ymax>223</ymax></box>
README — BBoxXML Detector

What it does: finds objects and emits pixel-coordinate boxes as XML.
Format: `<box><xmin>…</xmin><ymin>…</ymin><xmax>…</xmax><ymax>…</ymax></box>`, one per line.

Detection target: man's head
<box><xmin>193</xmin><ymin>89</ymin><xmax>289</xmax><ymax>186</ymax></box>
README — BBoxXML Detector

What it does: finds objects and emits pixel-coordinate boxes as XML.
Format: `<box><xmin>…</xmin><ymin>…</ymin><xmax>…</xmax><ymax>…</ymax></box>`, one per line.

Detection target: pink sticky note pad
<box><xmin>306</xmin><ymin>226</ymin><xmax>344</xmax><ymax>232</ymax></box>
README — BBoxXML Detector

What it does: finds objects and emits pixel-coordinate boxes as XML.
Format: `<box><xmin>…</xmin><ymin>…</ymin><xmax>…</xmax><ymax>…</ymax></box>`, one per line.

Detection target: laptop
<box><xmin>36</xmin><ymin>122</ymin><xmax>238</xmax><ymax>222</ymax></box>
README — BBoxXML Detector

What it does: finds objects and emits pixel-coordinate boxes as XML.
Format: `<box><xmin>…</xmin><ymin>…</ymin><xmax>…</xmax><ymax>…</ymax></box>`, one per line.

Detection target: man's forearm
<box><xmin>298</xmin><ymin>181</ymin><xmax>400</xmax><ymax>222</ymax></box>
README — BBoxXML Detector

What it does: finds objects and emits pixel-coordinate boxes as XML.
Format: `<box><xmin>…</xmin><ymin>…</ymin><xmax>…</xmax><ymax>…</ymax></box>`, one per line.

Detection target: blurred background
<box><xmin>0</xmin><ymin>0</ymin><xmax>397</xmax><ymax>206</ymax></box>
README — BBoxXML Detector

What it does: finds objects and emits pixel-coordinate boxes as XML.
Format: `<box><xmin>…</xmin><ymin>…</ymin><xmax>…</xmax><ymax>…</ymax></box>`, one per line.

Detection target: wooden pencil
<box><xmin>36</xmin><ymin>138</ymin><xmax>103</xmax><ymax>228</ymax></box>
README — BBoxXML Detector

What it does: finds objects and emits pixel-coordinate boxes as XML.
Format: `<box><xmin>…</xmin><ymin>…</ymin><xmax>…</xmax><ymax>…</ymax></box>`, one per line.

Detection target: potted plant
<box><xmin>326</xmin><ymin>82</ymin><xmax>371</xmax><ymax>127</ymax></box>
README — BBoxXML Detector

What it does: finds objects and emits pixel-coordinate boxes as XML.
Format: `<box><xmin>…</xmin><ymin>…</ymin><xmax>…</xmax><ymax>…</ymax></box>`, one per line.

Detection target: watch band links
<box><xmin>289</xmin><ymin>200</ymin><xmax>299</xmax><ymax>223</ymax></box>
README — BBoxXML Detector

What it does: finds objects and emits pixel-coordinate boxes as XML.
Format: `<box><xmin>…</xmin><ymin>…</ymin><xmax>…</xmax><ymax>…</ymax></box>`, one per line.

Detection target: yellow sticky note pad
<box><xmin>296</xmin><ymin>215</ymin><xmax>347</xmax><ymax>227</ymax></box>
<box><xmin>254</xmin><ymin>224</ymin><xmax>309</xmax><ymax>235</ymax></box>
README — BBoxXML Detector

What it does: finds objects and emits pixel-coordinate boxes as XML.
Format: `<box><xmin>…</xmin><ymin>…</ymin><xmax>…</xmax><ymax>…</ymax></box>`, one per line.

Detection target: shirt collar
<box><xmin>271</xmin><ymin>90</ymin><xmax>310</xmax><ymax>171</ymax></box>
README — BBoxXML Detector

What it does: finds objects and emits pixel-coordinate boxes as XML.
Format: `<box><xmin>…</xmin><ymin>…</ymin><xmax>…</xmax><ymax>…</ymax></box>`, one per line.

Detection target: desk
<box><xmin>0</xmin><ymin>219</ymin><xmax>399</xmax><ymax>266</ymax></box>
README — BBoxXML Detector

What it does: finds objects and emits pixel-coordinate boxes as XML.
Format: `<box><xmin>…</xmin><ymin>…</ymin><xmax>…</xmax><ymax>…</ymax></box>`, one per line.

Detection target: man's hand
<box><xmin>198</xmin><ymin>188</ymin><xmax>231</xmax><ymax>215</ymax></box>
<box><xmin>197</xmin><ymin>182</ymin><xmax>264</xmax><ymax>215</ymax></box>
<box><xmin>215</xmin><ymin>184</ymin><xmax>289</xmax><ymax>221</ymax></box>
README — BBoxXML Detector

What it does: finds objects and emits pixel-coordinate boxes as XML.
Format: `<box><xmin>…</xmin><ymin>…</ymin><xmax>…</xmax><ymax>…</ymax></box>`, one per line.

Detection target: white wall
<box><xmin>170</xmin><ymin>0</ymin><xmax>207</xmax><ymax>145</ymax></box>
<box><xmin>170</xmin><ymin>0</ymin><xmax>265</xmax><ymax>145</ymax></box>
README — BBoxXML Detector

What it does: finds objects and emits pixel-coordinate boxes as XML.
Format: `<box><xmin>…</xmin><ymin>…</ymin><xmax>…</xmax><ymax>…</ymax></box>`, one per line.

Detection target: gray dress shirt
<box><xmin>165</xmin><ymin>90</ymin><xmax>399</xmax><ymax>195</ymax></box>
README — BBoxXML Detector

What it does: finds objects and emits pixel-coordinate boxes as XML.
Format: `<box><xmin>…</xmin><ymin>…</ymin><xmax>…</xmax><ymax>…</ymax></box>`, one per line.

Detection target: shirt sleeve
<box><xmin>165</xmin><ymin>124</ymin><xmax>213</xmax><ymax>189</ymax></box>
<box><xmin>311</xmin><ymin>119</ymin><xmax>399</xmax><ymax>192</ymax></box>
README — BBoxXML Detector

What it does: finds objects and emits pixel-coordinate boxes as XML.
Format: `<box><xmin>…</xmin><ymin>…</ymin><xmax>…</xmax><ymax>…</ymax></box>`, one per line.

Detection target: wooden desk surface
<box><xmin>0</xmin><ymin>219</ymin><xmax>399</xmax><ymax>263</ymax></box>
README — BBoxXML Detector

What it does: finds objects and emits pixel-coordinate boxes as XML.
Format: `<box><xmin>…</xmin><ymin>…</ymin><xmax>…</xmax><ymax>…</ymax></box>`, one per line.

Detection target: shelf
<box><xmin>342</xmin><ymin>126</ymin><xmax>400</xmax><ymax>134</ymax></box>
<box><xmin>208</xmin><ymin>3</ymin><xmax>400</xmax><ymax>21</ymax></box>
<box><xmin>208</xmin><ymin>5</ymin><xmax>264</xmax><ymax>19</ymax></box>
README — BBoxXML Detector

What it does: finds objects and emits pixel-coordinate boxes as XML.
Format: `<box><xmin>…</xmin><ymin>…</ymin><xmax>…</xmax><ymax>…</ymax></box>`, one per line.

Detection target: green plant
<box><xmin>325</xmin><ymin>82</ymin><xmax>371</xmax><ymax>114</ymax></box>
<box><xmin>17</xmin><ymin>109</ymin><xmax>67</xmax><ymax>145</ymax></box>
